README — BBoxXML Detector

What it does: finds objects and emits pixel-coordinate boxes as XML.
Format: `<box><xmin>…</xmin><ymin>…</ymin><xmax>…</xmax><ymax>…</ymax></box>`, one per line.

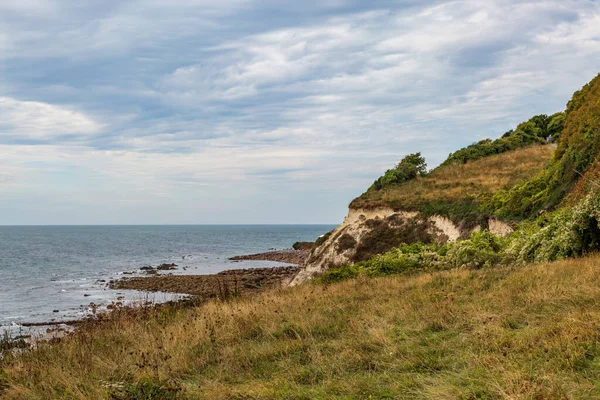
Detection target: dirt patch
<box><xmin>229</xmin><ymin>250</ymin><xmax>307</xmax><ymax>265</ymax></box>
<box><xmin>110</xmin><ymin>266</ymin><xmax>300</xmax><ymax>299</ymax></box>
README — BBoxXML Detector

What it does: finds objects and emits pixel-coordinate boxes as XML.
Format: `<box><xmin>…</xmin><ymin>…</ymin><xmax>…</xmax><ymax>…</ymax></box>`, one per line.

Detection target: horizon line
<box><xmin>0</xmin><ymin>223</ymin><xmax>340</xmax><ymax>227</ymax></box>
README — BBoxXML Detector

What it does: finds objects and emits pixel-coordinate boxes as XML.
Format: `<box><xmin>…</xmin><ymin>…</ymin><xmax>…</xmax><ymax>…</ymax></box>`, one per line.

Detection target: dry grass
<box><xmin>351</xmin><ymin>144</ymin><xmax>554</xmax><ymax>211</ymax></box>
<box><xmin>4</xmin><ymin>253</ymin><xmax>600</xmax><ymax>399</ymax></box>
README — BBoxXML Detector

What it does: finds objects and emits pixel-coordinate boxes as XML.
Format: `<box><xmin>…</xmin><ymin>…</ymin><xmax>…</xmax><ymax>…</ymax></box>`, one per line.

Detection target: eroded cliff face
<box><xmin>289</xmin><ymin>208</ymin><xmax>513</xmax><ymax>286</ymax></box>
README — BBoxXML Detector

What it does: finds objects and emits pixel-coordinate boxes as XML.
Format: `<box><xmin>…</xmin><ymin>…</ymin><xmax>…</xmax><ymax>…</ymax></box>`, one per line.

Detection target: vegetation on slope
<box><xmin>326</xmin><ymin>189</ymin><xmax>600</xmax><ymax>283</ymax></box>
<box><xmin>4</xmin><ymin>255</ymin><xmax>600</xmax><ymax>399</ymax></box>
<box><xmin>353</xmin><ymin>75</ymin><xmax>600</xmax><ymax>225</ymax></box>
<box><xmin>436</xmin><ymin>112</ymin><xmax>564</xmax><ymax>170</ymax></box>
<box><xmin>358</xmin><ymin>110</ymin><xmax>564</xmax><ymax>201</ymax></box>
<box><xmin>494</xmin><ymin>74</ymin><xmax>600</xmax><ymax>219</ymax></box>
<box><xmin>351</xmin><ymin>145</ymin><xmax>553</xmax><ymax>227</ymax></box>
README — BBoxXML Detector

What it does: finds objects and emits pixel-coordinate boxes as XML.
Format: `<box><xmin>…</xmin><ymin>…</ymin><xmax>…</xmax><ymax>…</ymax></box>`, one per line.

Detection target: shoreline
<box><xmin>110</xmin><ymin>249</ymin><xmax>306</xmax><ymax>298</ymax></box>
<box><xmin>5</xmin><ymin>250</ymin><xmax>306</xmax><ymax>344</ymax></box>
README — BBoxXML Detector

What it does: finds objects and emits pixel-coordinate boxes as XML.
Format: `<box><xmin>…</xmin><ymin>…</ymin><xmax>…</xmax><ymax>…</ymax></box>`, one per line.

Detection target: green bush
<box><xmin>317</xmin><ymin>264</ymin><xmax>362</xmax><ymax>284</ymax></box>
<box><xmin>322</xmin><ymin>231</ymin><xmax>510</xmax><ymax>282</ymax></box>
<box><xmin>369</xmin><ymin>153</ymin><xmax>427</xmax><ymax>191</ymax></box>
<box><xmin>510</xmin><ymin>191</ymin><xmax>600</xmax><ymax>263</ymax></box>
<box><xmin>444</xmin><ymin>231</ymin><xmax>506</xmax><ymax>269</ymax></box>
<box><xmin>361</xmin><ymin>243</ymin><xmax>442</xmax><ymax>277</ymax></box>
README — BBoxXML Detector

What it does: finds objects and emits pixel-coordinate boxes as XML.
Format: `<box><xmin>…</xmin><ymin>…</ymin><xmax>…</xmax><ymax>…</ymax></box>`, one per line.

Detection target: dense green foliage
<box><xmin>368</xmin><ymin>153</ymin><xmax>426</xmax><ymax>191</ymax></box>
<box><xmin>494</xmin><ymin>75</ymin><xmax>600</xmax><ymax>219</ymax></box>
<box><xmin>509</xmin><ymin>190</ymin><xmax>600</xmax><ymax>263</ymax></box>
<box><xmin>436</xmin><ymin>113</ymin><xmax>564</xmax><ymax>169</ymax></box>
<box><xmin>319</xmin><ymin>231</ymin><xmax>508</xmax><ymax>283</ymax></box>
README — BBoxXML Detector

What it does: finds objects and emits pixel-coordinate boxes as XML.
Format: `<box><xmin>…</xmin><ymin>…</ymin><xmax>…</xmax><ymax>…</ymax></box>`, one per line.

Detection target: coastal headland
<box><xmin>5</xmin><ymin>75</ymin><xmax>600</xmax><ymax>398</ymax></box>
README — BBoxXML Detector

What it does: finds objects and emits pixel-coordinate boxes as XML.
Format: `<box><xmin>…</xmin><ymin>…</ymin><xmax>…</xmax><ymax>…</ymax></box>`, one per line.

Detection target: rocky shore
<box><xmin>5</xmin><ymin>251</ymin><xmax>307</xmax><ymax>346</ymax></box>
<box><xmin>110</xmin><ymin>266</ymin><xmax>300</xmax><ymax>298</ymax></box>
<box><xmin>229</xmin><ymin>249</ymin><xmax>308</xmax><ymax>265</ymax></box>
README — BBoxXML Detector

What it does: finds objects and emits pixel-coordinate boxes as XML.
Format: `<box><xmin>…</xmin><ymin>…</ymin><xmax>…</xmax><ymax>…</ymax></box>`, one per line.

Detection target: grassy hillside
<box><xmin>493</xmin><ymin>74</ymin><xmax>600</xmax><ymax>219</ymax></box>
<box><xmin>4</xmin><ymin>255</ymin><xmax>600</xmax><ymax>399</ymax></box>
<box><xmin>350</xmin><ymin>144</ymin><xmax>553</xmax><ymax>226</ymax></box>
<box><xmin>352</xmin><ymin>75</ymin><xmax>600</xmax><ymax>225</ymax></box>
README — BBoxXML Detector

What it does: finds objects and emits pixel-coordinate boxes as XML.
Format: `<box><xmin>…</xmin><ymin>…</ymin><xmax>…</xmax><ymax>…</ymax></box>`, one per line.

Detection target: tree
<box><xmin>370</xmin><ymin>153</ymin><xmax>427</xmax><ymax>191</ymax></box>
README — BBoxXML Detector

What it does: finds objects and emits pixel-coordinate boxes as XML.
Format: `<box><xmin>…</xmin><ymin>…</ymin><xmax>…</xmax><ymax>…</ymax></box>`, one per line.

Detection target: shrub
<box><xmin>336</xmin><ymin>234</ymin><xmax>357</xmax><ymax>252</ymax></box>
<box><xmin>323</xmin><ymin>231</ymin><xmax>511</xmax><ymax>282</ymax></box>
<box><xmin>318</xmin><ymin>264</ymin><xmax>362</xmax><ymax>284</ymax></box>
<box><xmin>510</xmin><ymin>191</ymin><xmax>600</xmax><ymax>263</ymax></box>
<box><xmin>369</xmin><ymin>153</ymin><xmax>427</xmax><ymax>191</ymax></box>
<box><xmin>444</xmin><ymin>231</ymin><xmax>506</xmax><ymax>269</ymax></box>
<box><xmin>360</xmin><ymin>243</ymin><xmax>443</xmax><ymax>277</ymax></box>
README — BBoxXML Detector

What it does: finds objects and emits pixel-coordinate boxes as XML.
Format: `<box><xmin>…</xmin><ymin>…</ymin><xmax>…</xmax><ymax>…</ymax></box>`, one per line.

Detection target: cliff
<box><xmin>291</xmin><ymin>145</ymin><xmax>551</xmax><ymax>285</ymax></box>
<box><xmin>293</xmin><ymin>74</ymin><xmax>600</xmax><ymax>284</ymax></box>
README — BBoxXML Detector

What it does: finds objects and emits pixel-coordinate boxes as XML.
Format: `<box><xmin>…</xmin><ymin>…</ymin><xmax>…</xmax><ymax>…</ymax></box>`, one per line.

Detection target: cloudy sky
<box><xmin>0</xmin><ymin>0</ymin><xmax>599</xmax><ymax>225</ymax></box>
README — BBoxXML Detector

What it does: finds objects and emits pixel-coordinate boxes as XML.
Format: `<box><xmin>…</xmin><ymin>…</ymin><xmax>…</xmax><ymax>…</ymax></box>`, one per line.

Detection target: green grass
<box><xmin>4</xmin><ymin>255</ymin><xmax>600</xmax><ymax>398</ymax></box>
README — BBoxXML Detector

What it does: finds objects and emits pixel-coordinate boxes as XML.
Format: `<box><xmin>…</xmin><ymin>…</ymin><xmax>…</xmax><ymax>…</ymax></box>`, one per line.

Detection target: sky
<box><xmin>0</xmin><ymin>0</ymin><xmax>599</xmax><ymax>225</ymax></box>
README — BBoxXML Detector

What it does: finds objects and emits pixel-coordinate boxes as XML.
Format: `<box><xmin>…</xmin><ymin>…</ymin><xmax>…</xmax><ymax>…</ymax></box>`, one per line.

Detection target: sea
<box><xmin>0</xmin><ymin>225</ymin><xmax>335</xmax><ymax>338</ymax></box>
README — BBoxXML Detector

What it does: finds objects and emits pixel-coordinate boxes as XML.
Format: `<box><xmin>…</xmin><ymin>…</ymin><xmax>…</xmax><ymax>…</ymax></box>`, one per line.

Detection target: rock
<box><xmin>229</xmin><ymin>249</ymin><xmax>307</xmax><ymax>265</ymax></box>
<box><xmin>156</xmin><ymin>263</ymin><xmax>178</xmax><ymax>271</ymax></box>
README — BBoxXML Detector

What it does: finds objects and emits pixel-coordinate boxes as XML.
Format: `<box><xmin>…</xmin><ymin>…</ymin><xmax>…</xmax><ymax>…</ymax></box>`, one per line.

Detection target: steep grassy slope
<box><xmin>351</xmin><ymin>145</ymin><xmax>554</xmax><ymax>226</ymax></box>
<box><xmin>4</xmin><ymin>255</ymin><xmax>600</xmax><ymax>399</ymax></box>
<box><xmin>494</xmin><ymin>74</ymin><xmax>600</xmax><ymax>219</ymax></box>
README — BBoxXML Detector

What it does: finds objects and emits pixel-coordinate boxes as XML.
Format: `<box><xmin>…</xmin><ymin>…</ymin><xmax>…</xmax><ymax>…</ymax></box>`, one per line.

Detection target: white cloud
<box><xmin>0</xmin><ymin>97</ymin><xmax>102</xmax><ymax>139</ymax></box>
<box><xmin>0</xmin><ymin>0</ymin><xmax>599</xmax><ymax>223</ymax></box>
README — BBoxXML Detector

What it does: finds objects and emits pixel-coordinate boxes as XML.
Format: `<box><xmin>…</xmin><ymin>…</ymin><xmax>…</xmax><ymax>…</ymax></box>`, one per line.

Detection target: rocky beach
<box><xmin>110</xmin><ymin>266</ymin><xmax>300</xmax><ymax>298</ymax></box>
<box><xmin>109</xmin><ymin>249</ymin><xmax>306</xmax><ymax>298</ymax></box>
